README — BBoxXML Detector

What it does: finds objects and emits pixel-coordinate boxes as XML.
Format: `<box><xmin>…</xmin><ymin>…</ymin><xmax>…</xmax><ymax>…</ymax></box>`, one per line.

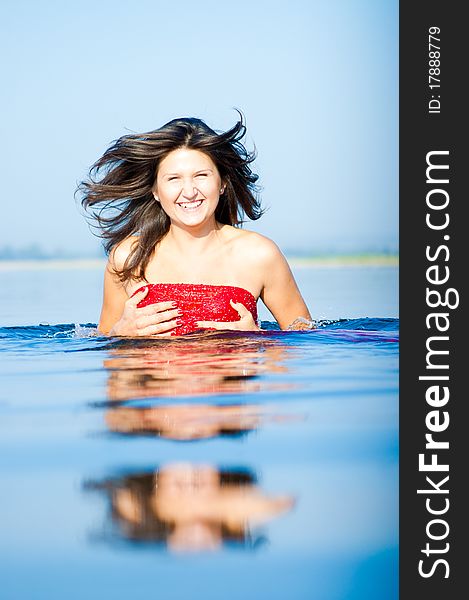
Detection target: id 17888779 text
<box><xmin>428</xmin><ymin>26</ymin><xmax>441</xmax><ymax>114</ymax></box>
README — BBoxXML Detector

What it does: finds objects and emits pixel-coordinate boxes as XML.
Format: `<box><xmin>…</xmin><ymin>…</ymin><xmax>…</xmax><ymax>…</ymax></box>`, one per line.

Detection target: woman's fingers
<box><xmin>138</xmin><ymin>318</ymin><xmax>179</xmax><ymax>336</ymax></box>
<box><xmin>230</xmin><ymin>299</ymin><xmax>251</xmax><ymax>318</ymax></box>
<box><xmin>127</xmin><ymin>290</ymin><xmax>178</xmax><ymax>313</ymax></box>
<box><xmin>109</xmin><ymin>286</ymin><xmax>182</xmax><ymax>335</ymax></box>
<box><xmin>138</xmin><ymin>300</ymin><xmax>178</xmax><ymax>315</ymax></box>
<box><xmin>136</xmin><ymin>309</ymin><xmax>181</xmax><ymax>330</ymax></box>
<box><xmin>126</xmin><ymin>286</ymin><xmax>149</xmax><ymax>307</ymax></box>
<box><xmin>119</xmin><ymin>297</ymin><xmax>258</xmax><ymax>335</ymax></box>
<box><xmin>197</xmin><ymin>301</ymin><xmax>258</xmax><ymax>331</ymax></box>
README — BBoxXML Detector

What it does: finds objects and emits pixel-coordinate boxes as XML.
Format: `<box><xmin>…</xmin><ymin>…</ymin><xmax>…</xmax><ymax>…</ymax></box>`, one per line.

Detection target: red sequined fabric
<box><xmin>132</xmin><ymin>283</ymin><xmax>258</xmax><ymax>336</ymax></box>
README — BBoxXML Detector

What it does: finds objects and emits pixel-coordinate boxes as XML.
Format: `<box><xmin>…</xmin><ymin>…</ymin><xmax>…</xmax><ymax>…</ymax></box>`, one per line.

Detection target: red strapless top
<box><xmin>132</xmin><ymin>283</ymin><xmax>258</xmax><ymax>336</ymax></box>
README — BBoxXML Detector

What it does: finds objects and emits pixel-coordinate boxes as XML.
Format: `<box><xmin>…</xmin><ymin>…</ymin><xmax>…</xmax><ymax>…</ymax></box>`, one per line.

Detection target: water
<box><xmin>0</xmin><ymin>265</ymin><xmax>398</xmax><ymax>600</ymax></box>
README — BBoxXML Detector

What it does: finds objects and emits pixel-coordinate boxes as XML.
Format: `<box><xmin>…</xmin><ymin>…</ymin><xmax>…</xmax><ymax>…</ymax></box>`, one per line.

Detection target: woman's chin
<box><xmin>171</xmin><ymin>208</ymin><xmax>217</xmax><ymax>229</ymax></box>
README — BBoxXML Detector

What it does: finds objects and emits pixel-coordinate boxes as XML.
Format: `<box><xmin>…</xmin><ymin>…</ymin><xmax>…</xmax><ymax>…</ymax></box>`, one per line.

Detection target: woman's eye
<box><xmin>196</xmin><ymin>173</ymin><xmax>208</xmax><ymax>178</ymax></box>
<box><xmin>168</xmin><ymin>177</ymin><xmax>179</xmax><ymax>181</ymax></box>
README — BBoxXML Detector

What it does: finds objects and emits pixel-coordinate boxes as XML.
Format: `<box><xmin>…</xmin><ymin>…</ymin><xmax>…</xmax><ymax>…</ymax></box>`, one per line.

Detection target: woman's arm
<box><xmin>98</xmin><ymin>258</ymin><xmax>130</xmax><ymax>334</ymax></box>
<box><xmin>199</xmin><ymin>233</ymin><xmax>312</xmax><ymax>331</ymax></box>
<box><xmin>257</xmin><ymin>239</ymin><xmax>312</xmax><ymax>329</ymax></box>
<box><xmin>98</xmin><ymin>241</ymin><xmax>181</xmax><ymax>336</ymax></box>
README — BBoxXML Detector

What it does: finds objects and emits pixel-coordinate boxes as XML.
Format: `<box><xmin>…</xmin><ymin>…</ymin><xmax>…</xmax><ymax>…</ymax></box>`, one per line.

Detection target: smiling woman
<box><xmin>78</xmin><ymin>112</ymin><xmax>312</xmax><ymax>336</ymax></box>
<box><xmin>155</xmin><ymin>149</ymin><xmax>224</xmax><ymax>226</ymax></box>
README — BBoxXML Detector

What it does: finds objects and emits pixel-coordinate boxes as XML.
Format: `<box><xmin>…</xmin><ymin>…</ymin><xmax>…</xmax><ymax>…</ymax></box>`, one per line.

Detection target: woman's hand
<box><xmin>196</xmin><ymin>300</ymin><xmax>260</xmax><ymax>332</ymax></box>
<box><xmin>109</xmin><ymin>287</ymin><xmax>181</xmax><ymax>337</ymax></box>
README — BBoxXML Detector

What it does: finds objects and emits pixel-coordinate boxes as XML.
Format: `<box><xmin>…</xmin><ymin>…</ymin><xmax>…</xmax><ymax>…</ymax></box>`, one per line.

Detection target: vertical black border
<box><xmin>400</xmin><ymin>1</ymin><xmax>463</xmax><ymax>597</ymax></box>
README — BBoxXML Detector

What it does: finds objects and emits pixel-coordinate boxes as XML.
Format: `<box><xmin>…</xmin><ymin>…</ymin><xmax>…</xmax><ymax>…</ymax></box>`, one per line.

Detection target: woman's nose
<box><xmin>181</xmin><ymin>179</ymin><xmax>198</xmax><ymax>199</ymax></box>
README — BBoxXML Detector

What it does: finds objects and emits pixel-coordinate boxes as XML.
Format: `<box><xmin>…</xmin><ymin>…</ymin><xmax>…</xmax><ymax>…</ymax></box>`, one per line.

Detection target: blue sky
<box><xmin>1</xmin><ymin>0</ymin><xmax>398</xmax><ymax>256</ymax></box>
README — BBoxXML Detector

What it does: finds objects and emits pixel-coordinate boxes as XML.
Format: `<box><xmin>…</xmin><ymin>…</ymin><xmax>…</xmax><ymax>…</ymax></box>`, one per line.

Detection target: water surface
<box><xmin>0</xmin><ymin>266</ymin><xmax>398</xmax><ymax>600</ymax></box>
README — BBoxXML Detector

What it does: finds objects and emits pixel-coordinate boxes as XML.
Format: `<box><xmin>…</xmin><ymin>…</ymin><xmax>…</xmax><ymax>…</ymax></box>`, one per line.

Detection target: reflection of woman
<box><xmin>105</xmin><ymin>403</ymin><xmax>289</xmax><ymax>441</ymax></box>
<box><xmin>101</xmin><ymin>336</ymin><xmax>297</xmax><ymax>439</ymax></box>
<box><xmin>85</xmin><ymin>464</ymin><xmax>294</xmax><ymax>552</ymax></box>
<box><xmin>79</xmin><ymin>113</ymin><xmax>312</xmax><ymax>336</ymax></box>
<box><xmin>102</xmin><ymin>334</ymin><xmax>290</xmax><ymax>400</ymax></box>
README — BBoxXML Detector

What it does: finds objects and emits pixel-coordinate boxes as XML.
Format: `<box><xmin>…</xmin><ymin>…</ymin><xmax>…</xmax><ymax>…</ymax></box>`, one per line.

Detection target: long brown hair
<box><xmin>78</xmin><ymin>111</ymin><xmax>263</xmax><ymax>282</ymax></box>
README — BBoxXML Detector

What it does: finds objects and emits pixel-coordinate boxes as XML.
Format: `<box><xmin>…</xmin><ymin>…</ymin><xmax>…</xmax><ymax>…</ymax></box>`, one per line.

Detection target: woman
<box><xmin>79</xmin><ymin>113</ymin><xmax>312</xmax><ymax>336</ymax></box>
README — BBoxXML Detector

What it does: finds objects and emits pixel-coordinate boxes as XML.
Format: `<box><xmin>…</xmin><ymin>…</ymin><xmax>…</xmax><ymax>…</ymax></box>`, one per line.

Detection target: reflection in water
<box><xmin>100</xmin><ymin>332</ymin><xmax>300</xmax><ymax>440</ymax></box>
<box><xmin>85</xmin><ymin>464</ymin><xmax>295</xmax><ymax>553</ymax></box>
<box><xmin>105</xmin><ymin>403</ymin><xmax>299</xmax><ymax>440</ymax></box>
<box><xmin>103</xmin><ymin>332</ymin><xmax>293</xmax><ymax>400</ymax></box>
<box><xmin>87</xmin><ymin>334</ymin><xmax>298</xmax><ymax>552</ymax></box>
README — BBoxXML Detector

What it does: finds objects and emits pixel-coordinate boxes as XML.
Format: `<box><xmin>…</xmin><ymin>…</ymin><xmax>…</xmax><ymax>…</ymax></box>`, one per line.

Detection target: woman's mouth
<box><xmin>176</xmin><ymin>199</ymin><xmax>203</xmax><ymax>211</ymax></box>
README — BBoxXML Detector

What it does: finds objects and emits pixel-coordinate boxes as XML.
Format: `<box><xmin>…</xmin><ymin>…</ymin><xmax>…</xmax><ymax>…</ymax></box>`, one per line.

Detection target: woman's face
<box><xmin>154</xmin><ymin>148</ymin><xmax>224</xmax><ymax>229</ymax></box>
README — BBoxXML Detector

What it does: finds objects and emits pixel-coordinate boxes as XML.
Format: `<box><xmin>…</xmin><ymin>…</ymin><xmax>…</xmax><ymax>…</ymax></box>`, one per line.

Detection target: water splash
<box><xmin>0</xmin><ymin>319</ymin><xmax>399</xmax><ymax>358</ymax></box>
<box><xmin>72</xmin><ymin>323</ymin><xmax>101</xmax><ymax>338</ymax></box>
<box><xmin>0</xmin><ymin>318</ymin><xmax>398</xmax><ymax>339</ymax></box>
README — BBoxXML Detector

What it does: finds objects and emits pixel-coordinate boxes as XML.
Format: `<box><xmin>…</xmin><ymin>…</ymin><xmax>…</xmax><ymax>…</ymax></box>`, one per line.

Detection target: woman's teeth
<box><xmin>178</xmin><ymin>200</ymin><xmax>203</xmax><ymax>210</ymax></box>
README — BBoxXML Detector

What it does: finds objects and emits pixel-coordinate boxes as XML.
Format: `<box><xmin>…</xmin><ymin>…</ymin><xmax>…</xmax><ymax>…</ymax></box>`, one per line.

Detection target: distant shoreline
<box><xmin>288</xmin><ymin>254</ymin><xmax>398</xmax><ymax>268</ymax></box>
<box><xmin>0</xmin><ymin>254</ymin><xmax>398</xmax><ymax>272</ymax></box>
<box><xmin>0</xmin><ymin>258</ymin><xmax>107</xmax><ymax>272</ymax></box>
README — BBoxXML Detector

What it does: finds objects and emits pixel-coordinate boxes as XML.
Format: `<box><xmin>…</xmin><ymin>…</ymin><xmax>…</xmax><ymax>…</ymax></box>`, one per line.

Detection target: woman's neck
<box><xmin>165</xmin><ymin>221</ymin><xmax>227</xmax><ymax>256</ymax></box>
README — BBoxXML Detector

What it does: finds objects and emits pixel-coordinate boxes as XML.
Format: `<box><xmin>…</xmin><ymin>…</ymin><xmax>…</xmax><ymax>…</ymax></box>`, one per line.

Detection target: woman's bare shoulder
<box><xmin>230</xmin><ymin>229</ymin><xmax>284</xmax><ymax>263</ymax></box>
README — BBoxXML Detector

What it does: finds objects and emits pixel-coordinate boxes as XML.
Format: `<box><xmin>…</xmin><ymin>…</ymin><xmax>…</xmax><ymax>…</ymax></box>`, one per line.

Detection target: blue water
<box><xmin>0</xmin><ymin>266</ymin><xmax>398</xmax><ymax>600</ymax></box>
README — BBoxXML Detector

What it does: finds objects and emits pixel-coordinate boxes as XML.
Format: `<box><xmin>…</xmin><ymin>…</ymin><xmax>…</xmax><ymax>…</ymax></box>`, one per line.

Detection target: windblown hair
<box><xmin>78</xmin><ymin>111</ymin><xmax>263</xmax><ymax>283</ymax></box>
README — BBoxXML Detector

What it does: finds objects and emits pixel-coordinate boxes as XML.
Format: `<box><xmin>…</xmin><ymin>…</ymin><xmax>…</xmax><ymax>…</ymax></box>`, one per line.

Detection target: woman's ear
<box><xmin>152</xmin><ymin>190</ymin><xmax>160</xmax><ymax>202</ymax></box>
